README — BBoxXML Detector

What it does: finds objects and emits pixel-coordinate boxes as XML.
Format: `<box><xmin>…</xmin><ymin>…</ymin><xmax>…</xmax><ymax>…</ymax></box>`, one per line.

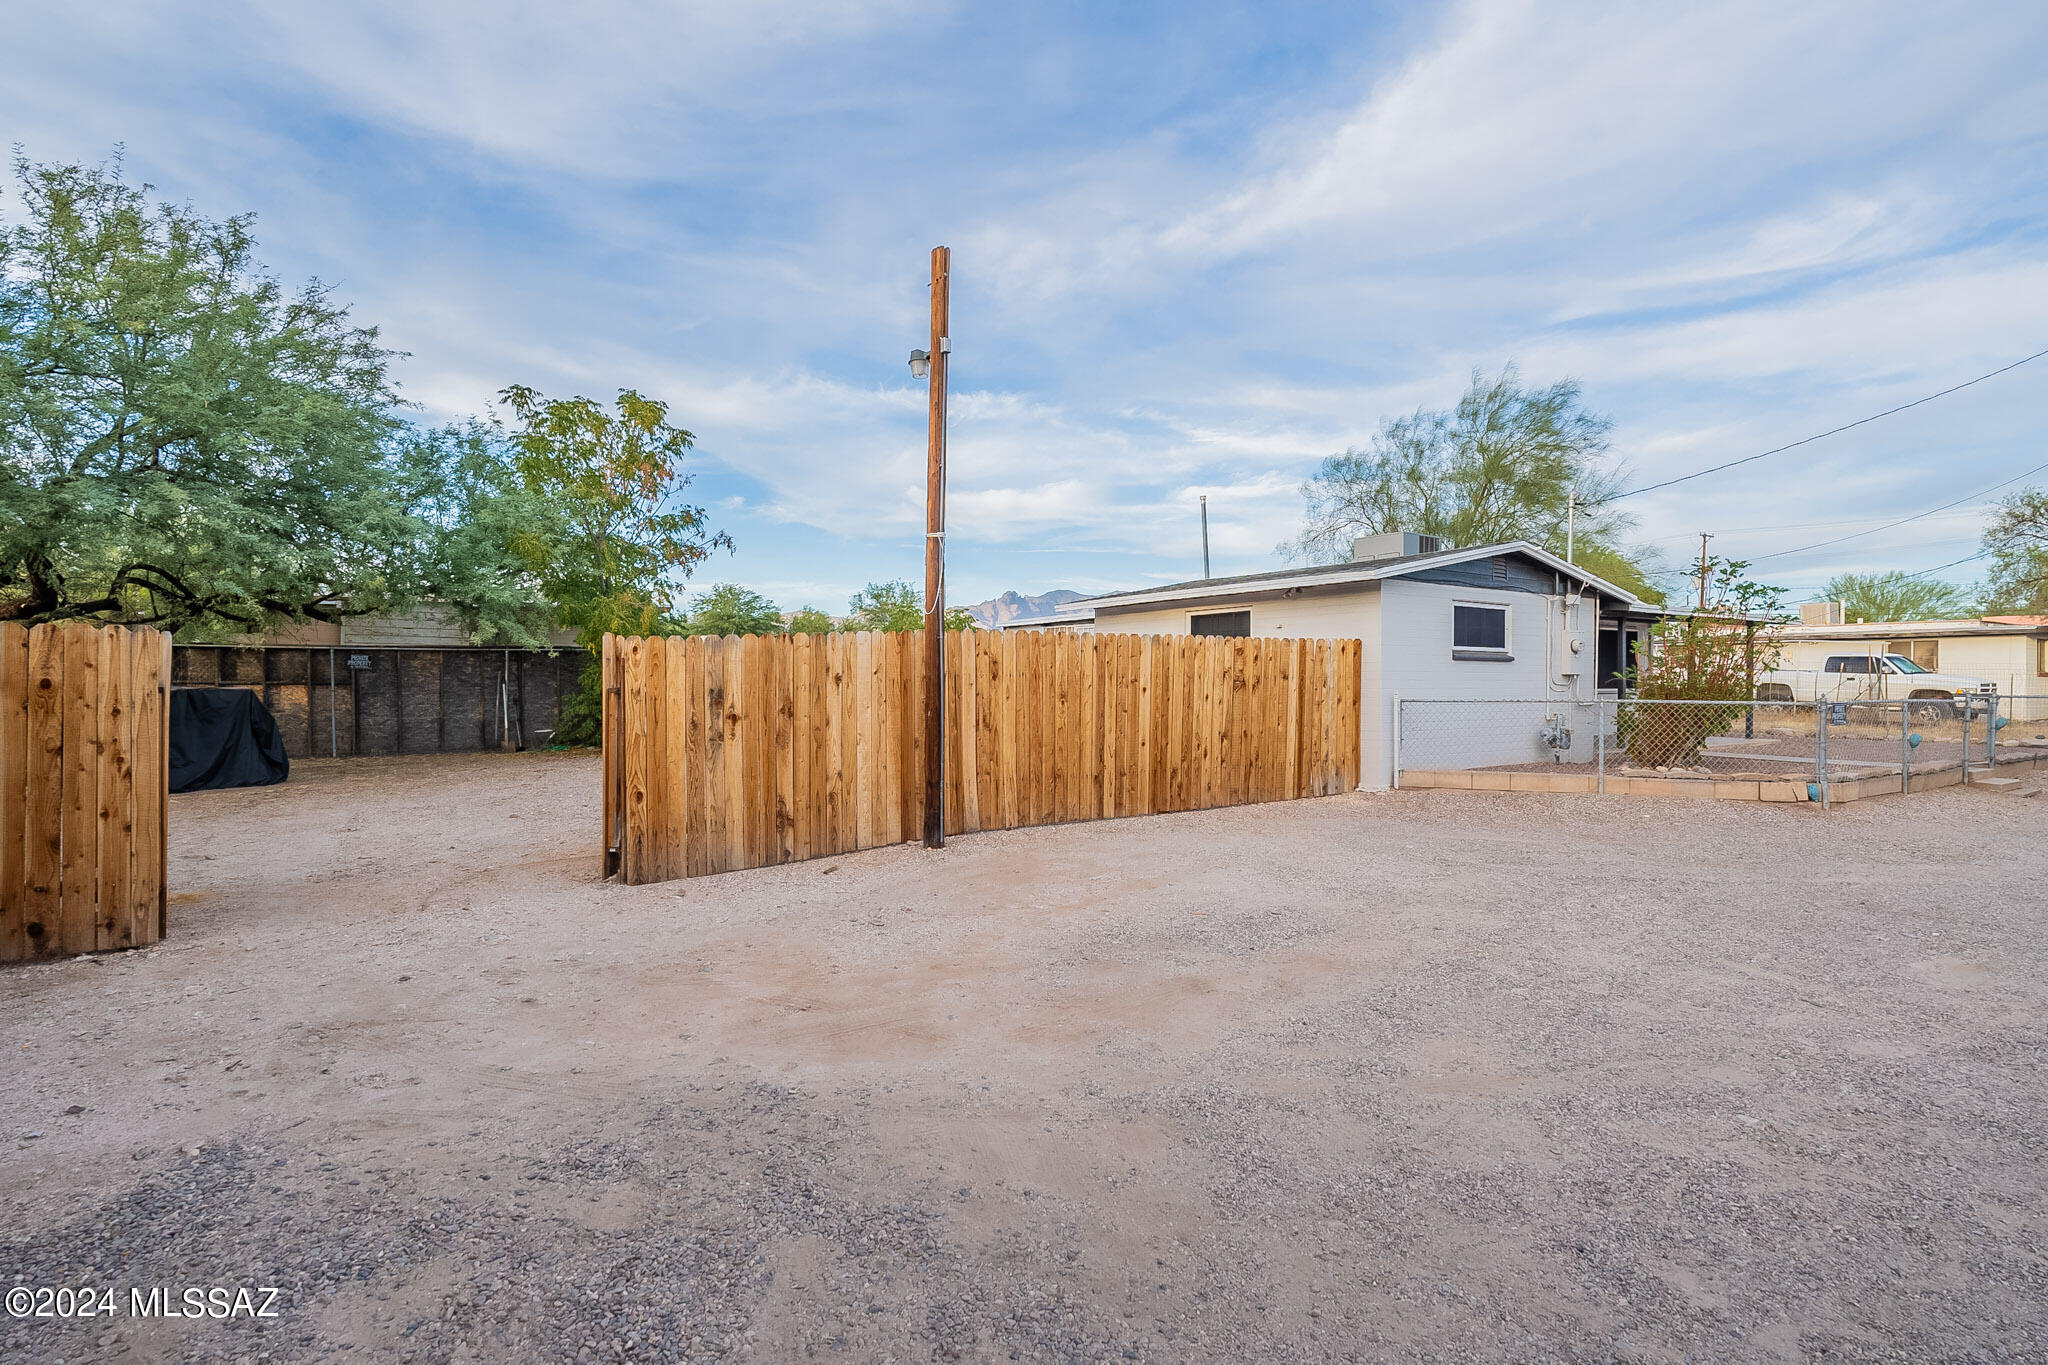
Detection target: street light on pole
<box><xmin>914</xmin><ymin>248</ymin><xmax>951</xmax><ymax>850</ymax></box>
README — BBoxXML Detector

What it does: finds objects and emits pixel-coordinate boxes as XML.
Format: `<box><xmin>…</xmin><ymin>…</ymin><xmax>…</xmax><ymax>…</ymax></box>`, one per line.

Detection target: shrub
<box><xmin>1619</xmin><ymin>602</ymin><xmax>1782</xmax><ymax>768</ymax></box>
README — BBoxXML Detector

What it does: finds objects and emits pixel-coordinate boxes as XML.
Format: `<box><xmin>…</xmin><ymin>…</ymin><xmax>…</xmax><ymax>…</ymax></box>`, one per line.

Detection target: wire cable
<box><xmin>1604</xmin><ymin>346</ymin><xmax>2048</xmax><ymax>502</ymax></box>
<box><xmin>1745</xmin><ymin>458</ymin><xmax>2048</xmax><ymax>564</ymax></box>
<box><xmin>1642</xmin><ymin>505</ymin><xmax>1991</xmax><ymax>543</ymax></box>
<box><xmin>1904</xmin><ymin>549</ymin><xmax>1990</xmax><ymax>579</ymax></box>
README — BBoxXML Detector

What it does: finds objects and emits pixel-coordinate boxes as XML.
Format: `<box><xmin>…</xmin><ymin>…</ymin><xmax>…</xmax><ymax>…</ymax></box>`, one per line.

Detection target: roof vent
<box><xmin>1351</xmin><ymin>531</ymin><xmax>1443</xmax><ymax>563</ymax></box>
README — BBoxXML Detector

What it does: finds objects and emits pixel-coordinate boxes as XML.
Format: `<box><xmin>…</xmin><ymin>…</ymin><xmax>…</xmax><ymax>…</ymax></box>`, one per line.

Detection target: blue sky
<box><xmin>8</xmin><ymin>1</ymin><xmax>2048</xmax><ymax>613</ymax></box>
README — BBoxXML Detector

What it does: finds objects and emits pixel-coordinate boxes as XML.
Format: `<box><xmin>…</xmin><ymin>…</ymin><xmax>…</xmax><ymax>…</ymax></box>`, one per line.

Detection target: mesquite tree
<box><xmin>0</xmin><ymin>155</ymin><xmax>547</xmax><ymax>638</ymax></box>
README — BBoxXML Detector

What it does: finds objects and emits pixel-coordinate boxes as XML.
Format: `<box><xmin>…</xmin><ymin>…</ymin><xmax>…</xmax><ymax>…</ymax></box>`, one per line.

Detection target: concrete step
<box><xmin>1968</xmin><ymin>776</ymin><xmax>2025</xmax><ymax>792</ymax></box>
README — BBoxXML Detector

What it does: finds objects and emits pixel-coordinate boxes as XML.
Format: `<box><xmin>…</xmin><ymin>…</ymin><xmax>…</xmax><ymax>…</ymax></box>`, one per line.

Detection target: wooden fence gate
<box><xmin>1</xmin><ymin>622</ymin><xmax>172</xmax><ymax>961</ymax></box>
<box><xmin>603</xmin><ymin>629</ymin><xmax>1360</xmax><ymax>884</ymax></box>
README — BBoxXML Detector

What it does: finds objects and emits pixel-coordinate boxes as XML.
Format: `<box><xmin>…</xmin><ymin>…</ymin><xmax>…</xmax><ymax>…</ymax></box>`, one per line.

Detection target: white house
<box><xmin>1776</xmin><ymin>613</ymin><xmax>2048</xmax><ymax>717</ymax></box>
<box><xmin>1023</xmin><ymin>533</ymin><xmax>1668</xmax><ymax>789</ymax></box>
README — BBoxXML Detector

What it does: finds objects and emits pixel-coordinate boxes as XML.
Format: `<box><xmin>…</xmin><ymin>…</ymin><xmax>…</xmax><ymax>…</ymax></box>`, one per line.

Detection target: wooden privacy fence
<box><xmin>1</xmin><ymin>622</ymin><xmax>171</xmax><ymax>962</ymax></box>
<box><xmin>603</xmin><ymin>629</ymin><xmax>1361</xmax><ymax>884</ymax></box>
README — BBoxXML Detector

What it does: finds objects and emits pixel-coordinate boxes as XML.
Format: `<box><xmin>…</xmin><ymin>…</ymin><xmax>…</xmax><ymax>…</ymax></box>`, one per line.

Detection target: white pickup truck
<box><xmin>1756</xmin><ymin>652</ymin><xmax>1997</xmax><ymax>715</ymax></box>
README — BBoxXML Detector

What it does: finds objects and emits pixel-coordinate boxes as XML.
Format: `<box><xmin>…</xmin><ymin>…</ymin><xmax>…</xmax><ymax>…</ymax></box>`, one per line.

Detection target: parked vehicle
<box><xmin>1756</xmin><ymin>652</ymin><xmax>1996</xmax><ymax>718</ymax></box>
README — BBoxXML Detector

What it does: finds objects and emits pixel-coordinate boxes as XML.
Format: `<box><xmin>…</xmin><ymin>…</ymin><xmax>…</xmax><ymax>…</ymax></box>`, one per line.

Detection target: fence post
<box><xmin>1900</xmin><ymin>699</ymin><xmax>1909</xmax><ymax>795</ymax></box>
<box><xmin>1390</xmin><ymin>694</ymin><xmax>1401</xmax><ymax>790</ymax></box>
<box><xmin>1743</xmin><ymin>621</ymin><xmax>1756</xmax><ymax>739</ymax></box>
<box><xmin>1962</xmin><ymin>701</ymin><xmax>1973</xmax><ymax>781</ymax></box>
<box><xmin>1595</xmin><ymin>700</ymin><xmax>1605</xmax><ymax>794</ymax></box>
<box><xmin>1815</xmin><ymin>697</ymin><xmax>1829</xmax><ymax>809</ymax></box>
<box><xmin>1988</xmin><ymin>689</ymin><xmax>1999</xmax><ymax>767</ymax></box>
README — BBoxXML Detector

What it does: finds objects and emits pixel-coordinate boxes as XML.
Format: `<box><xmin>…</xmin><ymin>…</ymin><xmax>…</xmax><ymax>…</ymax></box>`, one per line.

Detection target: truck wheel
<box><xmin>1907</xmin><ymin>696</ymin><xmax>1956</xmax><ymax>723</ymax></box>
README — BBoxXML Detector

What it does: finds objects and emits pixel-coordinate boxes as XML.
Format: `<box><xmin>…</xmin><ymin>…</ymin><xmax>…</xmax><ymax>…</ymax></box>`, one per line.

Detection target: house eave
<box><xmin>1779</xmin><ymin>620</ymin><xmax>2048</xmax><ymax>641</ymax></box>
<box><xmin>1078</xmin><ymin>540</ymin><xmax>1646</xmax><ymax>614</ymax></box>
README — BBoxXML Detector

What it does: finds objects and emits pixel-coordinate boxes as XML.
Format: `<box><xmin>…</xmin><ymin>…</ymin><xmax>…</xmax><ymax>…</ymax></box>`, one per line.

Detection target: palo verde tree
<box><xmin>1286</xmin><ymin>364</ymin><xmax>1662</xmax><ymax>600</ymax></box>
<box><xmin>1816</xmin><ymin>570</ymin><xmax>1975</xmax><ymax>623</ymax></box>
<box><xmin>0</xmin><ymin>155</ymin><xmax>430</xmax><ymax>629</ymax></box>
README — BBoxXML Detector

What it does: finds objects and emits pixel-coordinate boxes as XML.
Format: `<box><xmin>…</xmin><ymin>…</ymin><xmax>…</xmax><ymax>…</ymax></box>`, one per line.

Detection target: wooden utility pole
<box><xmin>922</xmin><ymin>246</ymin><xmax>951</xmax><ymax>850</ymax></box>
<box><xmin>1696</xmin><ymin>532</ymin><xmax>1713</xmax><ymax>609</ymax></box>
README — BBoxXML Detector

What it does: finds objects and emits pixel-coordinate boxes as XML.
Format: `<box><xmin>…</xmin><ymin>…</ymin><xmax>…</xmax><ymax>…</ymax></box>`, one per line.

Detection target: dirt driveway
<box><xmin>4</xmin><ymin>752</ymin><xmax>2045</xmax><ymax>1362</ymax></box>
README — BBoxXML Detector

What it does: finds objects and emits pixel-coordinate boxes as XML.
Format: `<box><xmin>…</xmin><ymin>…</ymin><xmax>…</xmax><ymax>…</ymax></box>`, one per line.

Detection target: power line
<box><xmin>1745</xmin><ymin>457</ymin><xmax>2048</xmax><ymax>564</ymax></box>
<box><xmin>1904</xmin><ymin>549</ymin><xmax>1990</xmax><ymax>579</ymax></box>
<box><xmin>1605</xmin><ymin>346</ymin><xmax>2048</xmax><ymax>502</ymax></box>
<box><xmin>1643</xmin><ymin>505</ymin><xmax>1991</xmax><ymax>544</ymax></box>
<box><xmin>1778</xmin><ymin>548</ymin><xmax>1990</xmax><ymax>594</ymax></box>
<box><xmin>1776</xmin><ymin>548</ymin><xmax>1992</xmax><ymax>606</ymax></box>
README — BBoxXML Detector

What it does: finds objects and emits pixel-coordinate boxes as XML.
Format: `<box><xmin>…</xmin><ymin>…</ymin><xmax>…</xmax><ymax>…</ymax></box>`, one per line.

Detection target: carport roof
<box><xmin>1781</xmin><ymin>616</ymin><xmax>2048</xmax><ymax>640</ymax></box>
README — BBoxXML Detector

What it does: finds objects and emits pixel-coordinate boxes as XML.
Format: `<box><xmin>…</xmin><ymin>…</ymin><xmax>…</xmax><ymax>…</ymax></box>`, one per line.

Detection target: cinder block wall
<box><xmin>171</xmin><ymin>646</ymin><xmax>587</xmax><ymax>757</ymax></box>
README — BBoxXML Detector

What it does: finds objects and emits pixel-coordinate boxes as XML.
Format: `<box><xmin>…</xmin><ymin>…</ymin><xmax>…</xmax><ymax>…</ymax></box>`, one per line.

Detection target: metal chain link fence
<box><xmin>1394</xmin><ymin>692</ymin><xmax>2042</xmax><ymax>801</ymax></box>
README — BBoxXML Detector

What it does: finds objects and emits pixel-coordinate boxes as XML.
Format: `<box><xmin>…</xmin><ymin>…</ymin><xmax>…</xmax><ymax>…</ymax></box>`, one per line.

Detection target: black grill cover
<box><xmin>170</xmin><ymin>688</ymin><xmax>290</xmax><ymax>792</ymax></box>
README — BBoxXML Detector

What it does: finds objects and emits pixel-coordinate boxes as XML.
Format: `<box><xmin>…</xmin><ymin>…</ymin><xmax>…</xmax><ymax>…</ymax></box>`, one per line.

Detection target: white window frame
<box><xmin>1451</xmin><ymin>599</ymin><xmax>1512</xmax><ymax>660</ymax></box>
<box><xmin>1887</xmin><ymin>638</ymin><xmax>1938</xmax><ymax>671</ymax></box>
<box><xmin>1186</xmin><ymin>607</ymin><xmax>1252</xmax><ymax>637</ymax></box>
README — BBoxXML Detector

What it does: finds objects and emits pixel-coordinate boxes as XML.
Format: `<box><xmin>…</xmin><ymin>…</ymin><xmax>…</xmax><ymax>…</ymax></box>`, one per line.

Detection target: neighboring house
<box><xmin>1776</xmin><ymin>615</ymin><xmax>2048</xmax><ymax>704</ymax></box>
<box><xmin>1047</xmin><ymin>533</ymin><xmax>1671</xmax><ymax>789</ymax></box>
<box><xmin>991</xmin><ymin>606</ymin><xmax>1098</xmax><ymax>633</ymax></box>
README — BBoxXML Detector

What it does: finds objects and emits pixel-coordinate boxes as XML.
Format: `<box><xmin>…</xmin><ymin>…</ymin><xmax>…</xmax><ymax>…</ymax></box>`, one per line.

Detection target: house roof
<box><xmin>1078</xmin><ymin>540</ymin><xmax>1647</xmax><ymax>614</ymax></box>
<box><xmin>1780</xmin><ymin>616</ymin><xmax>2048</xmax><ymax>641</ymax></box>
<box><xmin>989</xmin><ymin>608</ymin><xmax>1096</xmax><ymax>631</ymax></box>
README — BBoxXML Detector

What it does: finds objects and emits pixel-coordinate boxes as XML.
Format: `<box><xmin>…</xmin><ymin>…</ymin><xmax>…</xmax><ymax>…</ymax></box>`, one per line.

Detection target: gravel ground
<box><xmin>3</xmin><ymin>750</ymin><xmax>2045</xmax><ymax>1363</ymax></box>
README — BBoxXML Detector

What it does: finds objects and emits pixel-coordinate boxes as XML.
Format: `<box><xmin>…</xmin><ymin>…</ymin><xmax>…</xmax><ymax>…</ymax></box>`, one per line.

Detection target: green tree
<box><xmin>786</xmin><ymin>606</ymin><xmax>837</xmax><ymax>634</ymax></box>
<box><xmin>498</xmin><ymin>383</ymin><xmax>727</xmax><ymax>643</ymax></box>
<box><xmin>498</xmin><ymin>384</ymin><xmax>729</xmax><ymax>745</ymax></box>
<box><xmin>0</xmin><ymin>154</ymin><xmax>445</xmax><ymax>629</ymax></box>
<box><xmin>684</xmin><ymin>583</ymin><xmax>783</xmax><ymax>637</ymax></box>
<box><xmin>1287</xmin><ymin>364</ymin><xmax>1662</xmax><ymax>600</ymax></box>
<box><xmin>846</xmin><ymin>579</ymin><xmax>974</xmax><ymax>632</ymax></box>
<box><xmin>1981</xmin><ymin>487</ymin><xmax>2048</xmax><ymax>612</ymax></box>
<box><xmin>1816</xmin><ymin>570</ymin><xmax>1975</xmax><ymax>623</ymax></box>
<box><xmin>383</xmin><ymin>422</ymin><xmax>562</xmax><ymax>646</ymax></box>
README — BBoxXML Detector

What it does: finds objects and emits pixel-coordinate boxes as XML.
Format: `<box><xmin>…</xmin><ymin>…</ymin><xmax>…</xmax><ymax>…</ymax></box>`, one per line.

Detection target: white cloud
<box><xmin>211</xmin><ymin>0</ymin><xmax>921</xmax><ymax>173</ymax></box>
<box><xmin>7</xmin><ymin>0</ymin><xmax>2046</xmax><ymax>602</ymax></box>
<box><xmin>1162</xmin><ymin>1</ymin><xmax>2035</xmax><ymax>261</ymax></box>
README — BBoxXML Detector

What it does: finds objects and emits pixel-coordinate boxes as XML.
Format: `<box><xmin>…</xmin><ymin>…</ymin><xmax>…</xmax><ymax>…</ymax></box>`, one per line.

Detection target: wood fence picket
<box><xmin>602</xmin><ymin>629</ymin><xmax>1362</xmax><ymax>884</ymax></box>
<box><xmin>0</xmin><ymin>622</ymin><xmax>171</xmax><ymax>960</ymax></box>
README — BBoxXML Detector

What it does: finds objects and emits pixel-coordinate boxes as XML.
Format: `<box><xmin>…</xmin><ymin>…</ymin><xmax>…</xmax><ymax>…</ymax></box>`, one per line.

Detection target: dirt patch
<box><xmin>3</xmin><ymin>751</ymin><xmax>2045</xmax><ymax>1361</ymax></box>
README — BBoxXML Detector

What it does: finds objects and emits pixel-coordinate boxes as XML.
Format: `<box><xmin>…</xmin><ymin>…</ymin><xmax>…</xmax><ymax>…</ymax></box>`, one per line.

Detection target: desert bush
<box><xmin>1620</xmin><ymin>570</ymin><xmax>1783</xmax><ymax>766</ymax></box>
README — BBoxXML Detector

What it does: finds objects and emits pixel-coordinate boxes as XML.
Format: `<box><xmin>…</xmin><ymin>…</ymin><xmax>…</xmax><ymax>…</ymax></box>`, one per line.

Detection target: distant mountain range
<box><xmin>962</xmin><ymin>589</ymin><xmax>1087</xmax><ymax>628</ymax></box>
